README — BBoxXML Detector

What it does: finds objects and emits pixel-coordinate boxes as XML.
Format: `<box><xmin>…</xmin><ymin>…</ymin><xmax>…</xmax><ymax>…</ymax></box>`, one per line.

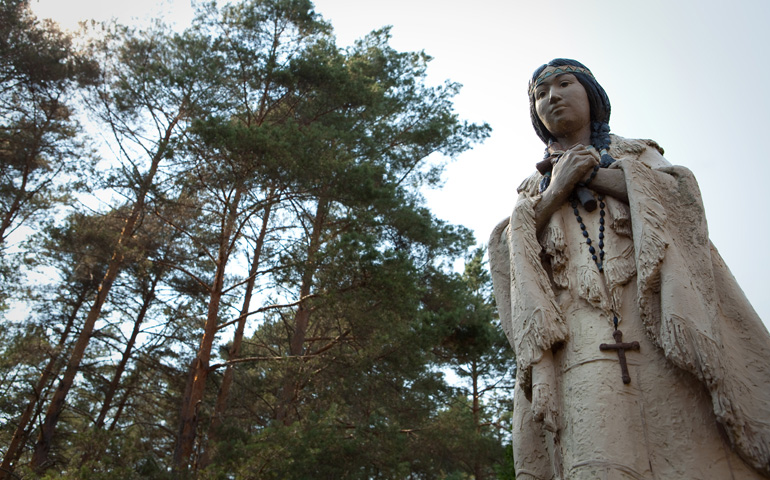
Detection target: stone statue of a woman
<box><xmin>489</xmin><ymin>58</ymin><xmax>770</xmax><ymax>479</ymax></box>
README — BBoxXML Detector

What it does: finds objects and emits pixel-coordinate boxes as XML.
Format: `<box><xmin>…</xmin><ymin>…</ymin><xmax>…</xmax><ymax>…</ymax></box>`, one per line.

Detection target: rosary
<box><xmin>569</xmin><ymin>189</ymin><xmax>641</xmax><ymax>385</ymax></box>
<box><xmin>539</xmin><ymin>145</ymin><xmax>641</xmax><ymax>386</ymax></box>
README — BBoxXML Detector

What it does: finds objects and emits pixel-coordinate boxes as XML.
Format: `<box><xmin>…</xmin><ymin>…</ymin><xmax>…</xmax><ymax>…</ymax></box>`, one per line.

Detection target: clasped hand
<box><xmin>550</xmin><ymin>144</ymin><xmax>600</xmax><ymax>192</ymax></box>
<box><xmin>535</xmin><ymin>144</ymin><xmax>626</xmax><ymax>237</ymax></box>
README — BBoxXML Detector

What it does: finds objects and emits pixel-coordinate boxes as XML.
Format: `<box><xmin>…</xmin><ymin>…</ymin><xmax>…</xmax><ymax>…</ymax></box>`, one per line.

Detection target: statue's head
<box><xmin>529</xmin><ymin>59</ymin><xmax>612</xmax><ymax>149</ymax></box>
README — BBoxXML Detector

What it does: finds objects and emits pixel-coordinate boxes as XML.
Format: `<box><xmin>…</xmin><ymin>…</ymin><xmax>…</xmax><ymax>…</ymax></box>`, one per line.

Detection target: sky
<box><xmin>31</xmin><ymin>0</ymin><xmax>770</xmax><ymax>326</ymax></box>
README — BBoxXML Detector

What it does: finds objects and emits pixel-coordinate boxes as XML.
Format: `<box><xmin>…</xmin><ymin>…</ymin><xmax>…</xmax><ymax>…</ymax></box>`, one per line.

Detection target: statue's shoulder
<box><xmin>517</xmin><ymin>171</ymin><xmax>542</xmax><ymax>196</ymax></box>
<box><xmin>609</xmin><ymin>134</ymin><xmax>665</xmax><ymax>157</ymax></box>
<box><xmin>609</xmin><ymin>134</ymin><xmax>669</xmax><ymax>169</ymax></box>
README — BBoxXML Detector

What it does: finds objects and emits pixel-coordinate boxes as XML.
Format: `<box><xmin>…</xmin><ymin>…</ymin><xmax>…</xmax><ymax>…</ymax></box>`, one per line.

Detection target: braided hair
<box><xmin>530</xmin><ymin>59</ymin><xmax>614</xmax><ymax>159</ymax></box>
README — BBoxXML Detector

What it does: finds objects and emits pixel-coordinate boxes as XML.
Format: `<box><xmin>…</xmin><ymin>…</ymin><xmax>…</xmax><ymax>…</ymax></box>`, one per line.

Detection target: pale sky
<box><xmin>32</xmin><ymin>0</ymin><xmax>770</xmax><ymax>326</ymax></box>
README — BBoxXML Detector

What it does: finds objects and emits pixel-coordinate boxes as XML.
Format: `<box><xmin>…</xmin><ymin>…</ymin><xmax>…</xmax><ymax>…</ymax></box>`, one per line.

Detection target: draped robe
<box><xmin>489</xmin><ymin>136</ymin><xmax>770</xmax><ymax>479</ymax></box>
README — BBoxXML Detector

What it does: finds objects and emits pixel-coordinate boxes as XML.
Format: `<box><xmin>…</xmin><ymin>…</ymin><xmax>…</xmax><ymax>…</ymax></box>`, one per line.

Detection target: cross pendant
<box><xmin>599</xmin><ymin>329</ymin><xmax>640</xmax><ymax>384</ymax></box>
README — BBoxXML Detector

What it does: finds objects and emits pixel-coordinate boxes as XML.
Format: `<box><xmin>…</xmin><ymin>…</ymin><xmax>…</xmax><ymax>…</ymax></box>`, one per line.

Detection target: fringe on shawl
<box><xmin>620</xmin><ymin>159</ymin><xmax>668</xmax><ymax>335</ymax></box>
<box><xmin>603</xmin><ymin>244</ymin><xmax>636</xmax><ymax>314</ymax></box>
<box><xmin>506</xmin><ymin>186</ymin><xmax>569</xmax><ymax>398</ymax></box>
<box><xmin>541</xmin><ymin>216</ymin><xmax>568</xmax><ymax>290</ymax></box>
<box><xmin>606</xmin><ymin>195</ymin><xmax>633</xmax><ymax>238</ymax></box>
<box><xmin>541</xmin><ymin>192</ymin><xmax>635</xmax><ymax>319</ymax></box>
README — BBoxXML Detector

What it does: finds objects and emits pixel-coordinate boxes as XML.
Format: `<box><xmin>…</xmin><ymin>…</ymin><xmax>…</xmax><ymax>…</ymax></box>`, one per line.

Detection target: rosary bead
<box><xmin>570</xmin><ymin>193</ymin><xmax>607</xmax><ymax>272</ymax></box>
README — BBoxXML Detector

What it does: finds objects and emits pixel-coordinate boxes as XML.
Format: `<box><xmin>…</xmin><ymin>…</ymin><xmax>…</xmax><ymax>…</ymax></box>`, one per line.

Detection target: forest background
<box><xmin>0</xmin><ymin>0</ymin><xmax>516</xmax><ymax>478</ymax></box>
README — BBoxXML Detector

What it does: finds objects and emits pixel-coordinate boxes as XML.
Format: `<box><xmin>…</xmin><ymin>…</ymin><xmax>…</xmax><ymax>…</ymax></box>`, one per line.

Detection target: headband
<box><xmin>529</xmin><ymin>65</ymin><xmax>594</xmax><ymax>96</ymax></box>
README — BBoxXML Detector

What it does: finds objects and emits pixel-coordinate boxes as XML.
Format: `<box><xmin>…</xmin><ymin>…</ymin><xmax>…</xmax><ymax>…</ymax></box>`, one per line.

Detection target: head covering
<box><xmin>529</xmin><ymin>64</ymin><xmax>595</xmax><ymax>97</ymax></box>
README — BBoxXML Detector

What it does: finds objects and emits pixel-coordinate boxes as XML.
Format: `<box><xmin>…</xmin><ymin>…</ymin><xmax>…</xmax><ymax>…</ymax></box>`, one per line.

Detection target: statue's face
<box><xmin>534</xmin><ymin>73</ymin><xmax>591</xmax><ymax>141</ymax></box>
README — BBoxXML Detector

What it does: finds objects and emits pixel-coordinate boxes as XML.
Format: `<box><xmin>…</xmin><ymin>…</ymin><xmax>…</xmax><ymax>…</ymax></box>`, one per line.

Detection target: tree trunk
<box><xmin>202</xmin><ymin>192</ymin><xmax>275</xmax><ymax>466</ymax></box>
<box><xmin>0</xmin><ymin>288</ymin><xmax>89</xmax><ymax>479</ymax></box>
<box><xmin>172</xmin><ymin>186</ymin><xmax>244</xmax><ymax>470</ymax></box>
<box><xmin>30</xmin><ymin>114</ymin><xmax>180</xmax><ymax>473</ymax></box>
<box><xmin>108</xmin><ymin>376</ymin><xmax>136</xmax><ymax>431</ymax></box>
<box><xmin>0</xmin><ymin>161</ymin><xmax>32</xmax><ymax>244</ymax></box>
<box><xmin>274</xmin><ymin>196</ymin><xmax>328</xmax><ymax>425</ymax></box>
<box><xmin>93</xmin><ymin>275</ymin><xmax>159</xmax><ymax>429</ymax></box>
<box><xmin>31</xmin><ymin>229</ymin><xmax>132</xmax><ymax>471</ymax></box>
<box><xmin>471</xmin><ymin>359</ymin><xmax>485</xmax><ymax>480</ymax></box>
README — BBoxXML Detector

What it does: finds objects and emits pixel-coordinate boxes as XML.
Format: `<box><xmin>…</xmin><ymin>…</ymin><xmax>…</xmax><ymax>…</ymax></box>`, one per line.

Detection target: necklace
<box><xmin>570</xmin><ymin>193</ymin><xmax>606</xmax><ymax>273</ymax></box>
<box><xmin>571</xmin><ymin>189</ymin><xmax>641</xmax><ymax>384</ymax></box>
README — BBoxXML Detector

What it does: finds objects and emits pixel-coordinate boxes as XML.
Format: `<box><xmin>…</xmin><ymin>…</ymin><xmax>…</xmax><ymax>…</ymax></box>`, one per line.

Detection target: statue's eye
<box><xmin>536</xmin><ymin>90</ymin><xmax>546</xmax><ymax>99</ymax></box>
<box><xmin>560</xmin><ymin>81</ymin><xmax>570</xmax><ymax>88</ymax></box>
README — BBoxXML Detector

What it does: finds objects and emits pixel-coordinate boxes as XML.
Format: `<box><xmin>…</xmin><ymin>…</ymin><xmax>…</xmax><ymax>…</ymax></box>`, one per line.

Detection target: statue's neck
<box><xmin>555</xmin><ymin>125</ymin><xmax>592</xmax><ymax>150</ymax></box>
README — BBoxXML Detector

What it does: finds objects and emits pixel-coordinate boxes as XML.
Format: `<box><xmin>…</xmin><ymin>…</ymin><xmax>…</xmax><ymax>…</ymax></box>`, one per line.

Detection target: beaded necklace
<box><xmin>570</xmin><ymin>162</ymin><xmax>614</xmax><ymax>323</ymax></box>
<box><xmin>570</xmin><ymin>153</ymin><xmax>614</xmax><ymax>270</ymax></box>
<box><xmin>567</xmin><ymin>161</ymin><xmax>642</xmax><ymax>384</ymax></box>
<box><xmin>570</xmin><ymin>193</ymin><xmax>606</xmax><ymax>272</ymax></box>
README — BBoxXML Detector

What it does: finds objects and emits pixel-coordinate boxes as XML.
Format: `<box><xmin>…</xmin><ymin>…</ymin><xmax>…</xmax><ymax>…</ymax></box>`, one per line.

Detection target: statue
<box><xmin>489</xmin><ymin>59</ymin><xmax>770</xmax><ymax>479</ymax></box>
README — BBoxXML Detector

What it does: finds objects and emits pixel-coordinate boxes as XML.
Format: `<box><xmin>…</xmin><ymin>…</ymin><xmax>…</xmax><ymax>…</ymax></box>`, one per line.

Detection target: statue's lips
<box><xmin>548</xmin><ymin>105</ymin><xmax>567</xmax><ymax>115</ymax></box>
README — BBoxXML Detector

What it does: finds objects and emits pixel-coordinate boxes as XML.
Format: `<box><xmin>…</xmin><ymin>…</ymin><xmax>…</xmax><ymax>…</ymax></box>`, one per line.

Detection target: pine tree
<box><xmin>432</xmin><ymin>247</ymin><xmax>517</xmax><ymax>478</ymax></box>
<box><xmin>0</xmin><ymin>211</ymin><xmax>117</xmax><ymax>477</ymax></box>
<box><xmin>0</xmin><ymin>0</ymin><xmax>99</xmax><ymax>306</ymax></box>
<box><xmin>28</xmin><ymin>19</ymin><xmax>215</xmax><ymax>471</ymax></box>
<box><xmin>0</xmin><ymin>1</ymin><xmax>522</xmax><ymax>477</ymax></box>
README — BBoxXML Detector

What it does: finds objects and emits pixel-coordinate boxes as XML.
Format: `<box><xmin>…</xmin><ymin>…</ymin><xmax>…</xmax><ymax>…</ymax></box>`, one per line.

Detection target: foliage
<box><xmin>0</xmin><ymin>0</ymin><xmax>99</xmax><ymax>306</ymax></box>
<box><xmin>0</xmin><ymin>1</ymin><xmax>517</xmax><ymax>478</ymax></box>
